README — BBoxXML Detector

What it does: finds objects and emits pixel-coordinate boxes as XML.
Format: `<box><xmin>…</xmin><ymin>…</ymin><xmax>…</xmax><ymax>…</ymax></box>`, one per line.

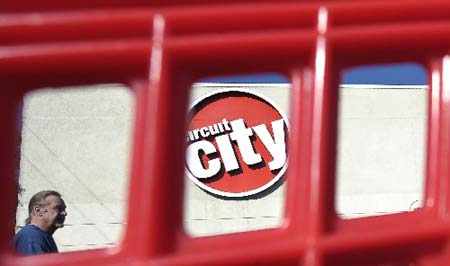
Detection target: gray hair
<box><xmin>25</xmin><ymin>190</ymin><xmax>62</xmax><ymax>224</ymax></box>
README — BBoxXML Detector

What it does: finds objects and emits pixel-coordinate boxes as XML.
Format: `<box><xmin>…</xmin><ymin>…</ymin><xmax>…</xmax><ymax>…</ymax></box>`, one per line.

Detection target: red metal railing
<box><xmin>1</xmin><ymin>1</ymin><xmax>450</xmax><ymax>266</ymax></box>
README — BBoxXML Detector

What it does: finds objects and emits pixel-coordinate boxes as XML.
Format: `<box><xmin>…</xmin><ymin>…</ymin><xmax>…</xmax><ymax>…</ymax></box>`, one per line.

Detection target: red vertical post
<box><xmin>0</xmin><ymin>86</ymin><xmax>20</xmax><ymax>252</ymax></box>
<box><xmin>122</xmin><ymin>14</ymin><xmax>188</xmax><ymax>259</ymax></box>
<box><xmin>425</xmin><ymin>56</ymin><xmax>450</xmax><ymax>219</ymax></box>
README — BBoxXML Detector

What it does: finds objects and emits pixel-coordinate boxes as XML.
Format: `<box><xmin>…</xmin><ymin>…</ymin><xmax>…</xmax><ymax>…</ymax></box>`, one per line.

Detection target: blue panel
<box><xmin>342</xmin><ymin>63</ymin><xmax>427</xmax><ymax>85</ymax></box>
<box><xmin>200</xmin><ymin>64</ymin><xmax>427</xmax><ymax>85</ymax></box>
<box><xmin>201</xmin><ymin>73</ymin><xmax>289</xmax><ymax>83</ymax></box>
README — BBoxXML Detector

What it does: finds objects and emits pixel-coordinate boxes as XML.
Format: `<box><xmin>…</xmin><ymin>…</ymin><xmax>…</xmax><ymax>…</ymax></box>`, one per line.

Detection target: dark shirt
<box><xmin>12</xmin><ymin>224</ymin><xmax>58</xmax><ymax>255</ymax></box>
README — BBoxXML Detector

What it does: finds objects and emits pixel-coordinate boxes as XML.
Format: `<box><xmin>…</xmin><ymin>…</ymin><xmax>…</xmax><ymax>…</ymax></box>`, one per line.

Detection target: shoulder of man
<box><xmin>13</xmin><ymin>225</ymin><xmax>50</xmax><ymax>255</ymax></box>
<box><xmin>15</xmin><ymin>225</ymin><xmax>45</xmax><ymax>240</ymax></box>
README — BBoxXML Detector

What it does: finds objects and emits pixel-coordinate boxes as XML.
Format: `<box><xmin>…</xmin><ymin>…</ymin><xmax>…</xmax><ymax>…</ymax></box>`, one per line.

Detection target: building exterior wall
<box><xmin>16</xmin><ymin>84</ymin><xmax>427</xmax><ymax>251</ymax></box>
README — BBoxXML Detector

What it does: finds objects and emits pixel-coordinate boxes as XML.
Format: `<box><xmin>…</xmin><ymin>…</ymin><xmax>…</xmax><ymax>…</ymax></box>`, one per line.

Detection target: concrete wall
<box><xmin>17</xmin><ymin>85</ymin><xmax>134</xmax><ymax>251</ymax></box>
<box><xmin>16</xmin><ymin>83</ymin><xmax>427</xmax><ymax>252</ymax></box>
<box><xmin>336</xmin><ymin>85</ymin><xmax>426</xmax><ymax>218</ymax></box>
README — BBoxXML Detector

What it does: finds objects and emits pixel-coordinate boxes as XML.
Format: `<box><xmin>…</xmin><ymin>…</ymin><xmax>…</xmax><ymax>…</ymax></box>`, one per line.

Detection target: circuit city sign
<box><xmin>185</xmin><ymin>89</ymin><xmax>289</xmax><ymax>198</ymax></box>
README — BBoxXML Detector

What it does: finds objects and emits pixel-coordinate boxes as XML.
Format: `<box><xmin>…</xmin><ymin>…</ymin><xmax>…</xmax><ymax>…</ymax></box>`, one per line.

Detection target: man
<box><xmin>12</xmin><ymin>190</ymin><xmax>67</xmax><ymax>255</ymax></box>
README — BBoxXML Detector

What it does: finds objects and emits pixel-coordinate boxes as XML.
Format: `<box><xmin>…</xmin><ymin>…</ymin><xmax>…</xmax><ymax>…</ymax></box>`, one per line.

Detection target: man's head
<box><xmin>26</xmin><ymin>190</ymin><xmax>67</xmax><ymax>233</ymax></box>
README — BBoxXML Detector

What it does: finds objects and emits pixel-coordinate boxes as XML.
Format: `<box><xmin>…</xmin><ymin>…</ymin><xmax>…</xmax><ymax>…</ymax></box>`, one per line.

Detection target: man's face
<box><xmin>42</xmin><ymin>195</ymin><xmax>67</xmax><ymax>230</ymax></box>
